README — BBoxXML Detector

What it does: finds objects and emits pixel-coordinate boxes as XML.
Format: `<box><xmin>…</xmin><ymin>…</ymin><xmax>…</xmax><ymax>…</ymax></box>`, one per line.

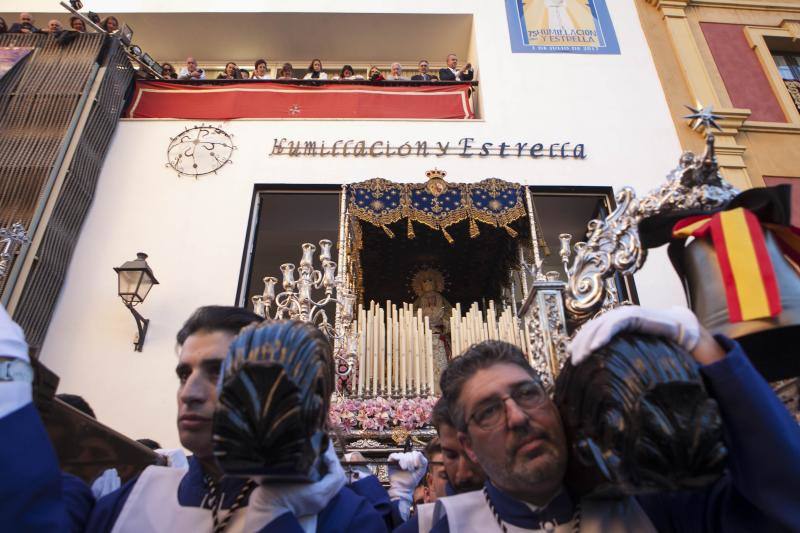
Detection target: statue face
<box><xmin>422</xmin><ymin>278</ymin><xmax>437</xmax><ymax>292</ymax></box>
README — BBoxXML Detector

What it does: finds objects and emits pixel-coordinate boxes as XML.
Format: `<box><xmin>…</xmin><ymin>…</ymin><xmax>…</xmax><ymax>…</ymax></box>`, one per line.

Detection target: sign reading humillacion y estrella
<box><xmin>270</xmin><ymin>138</ymin><xmax>587</xmax><ymax>159</ymax></box>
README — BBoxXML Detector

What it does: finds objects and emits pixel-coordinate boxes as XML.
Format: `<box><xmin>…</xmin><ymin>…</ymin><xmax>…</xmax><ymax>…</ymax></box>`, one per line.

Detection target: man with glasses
<box><xmin>433</xmin><ymin>305</ymin><xmax>800</xmax><ymax>532</ymax></box>
<box><xmin>411</xmin><ymin>60</ymin><xmax>438</xmax><ymax>81</ymax></box>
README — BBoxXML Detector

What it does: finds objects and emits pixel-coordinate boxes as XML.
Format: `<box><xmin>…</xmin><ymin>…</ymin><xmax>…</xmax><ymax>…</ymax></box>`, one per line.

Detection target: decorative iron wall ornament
<box><xmin>564</xmin><ymin>107</ymin><xmax>739</xmax><ymax>320</ymax></box>
<box><xmin>166</xmin><ymin>124</ymin><xmax>235</xmax><ymax>178</ymax></box>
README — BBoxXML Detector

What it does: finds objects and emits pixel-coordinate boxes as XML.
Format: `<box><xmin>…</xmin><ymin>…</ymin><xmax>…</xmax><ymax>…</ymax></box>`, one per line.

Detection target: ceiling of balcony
<box><xmin>0</xmin><ymin>12</ymin><xmax>473</xmax><ymax>67</ymax></box>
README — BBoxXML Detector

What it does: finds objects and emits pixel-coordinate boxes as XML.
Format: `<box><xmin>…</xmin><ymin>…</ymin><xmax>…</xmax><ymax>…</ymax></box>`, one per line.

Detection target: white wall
<box><xmin>38</xmin><ymin>0</ymin><xmax>687</xmax><ymax>447</ymax></box>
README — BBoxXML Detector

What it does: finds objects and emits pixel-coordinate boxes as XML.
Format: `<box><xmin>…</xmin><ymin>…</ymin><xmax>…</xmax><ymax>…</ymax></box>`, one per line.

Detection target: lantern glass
<box><xmin>114</xmin><ymin>253</ymin><xmax>158</xmax><ymax>306</ymax></box>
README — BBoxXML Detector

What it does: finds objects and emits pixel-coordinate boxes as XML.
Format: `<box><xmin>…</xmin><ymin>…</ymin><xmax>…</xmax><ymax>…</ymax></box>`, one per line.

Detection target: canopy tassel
<box><xmin>382</xmin><ymin>225</ymin><xmax>395</xmax><ymax>238</ymax></box>
<box><xmin>407</xmin><ymin>218</ymin><xmax>416</xmax><ymax>239</ymax></box>
<box><xmin>469</xmin><ymin>218</ymin><xmax>480</xmax><ymax>238</ymax></box>
<box><xmin>503</xmin><ymin>225</ymin><xmax>518</xmax><ymax>238</ymax></box>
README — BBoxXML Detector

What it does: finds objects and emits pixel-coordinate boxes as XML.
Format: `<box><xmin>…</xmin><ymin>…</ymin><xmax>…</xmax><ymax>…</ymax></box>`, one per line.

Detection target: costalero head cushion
<box><xmin>213</xmin><ymin>320</ymin><xmax>334</xmax><ymax>483</ymax></box>
<box><xmin>554</xmin><ymin>333</ymin><xmax>727</xmax><ymax>497</ymax></box>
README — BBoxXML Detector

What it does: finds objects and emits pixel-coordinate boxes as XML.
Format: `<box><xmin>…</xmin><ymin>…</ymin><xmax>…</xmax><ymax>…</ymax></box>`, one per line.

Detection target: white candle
<box><xmin>359</xmin><ymin>306</ymin><xmax>366</xmax><ymax>396</ymax></box>
<box><xmin>425</xmin><ymin>317</ymin><xmax>434</xmax><ymax>395</ymax></box>
<box><xmin>386</xmin><ymin>301</ymin><xmax>393</xmax><ymax>397</ymax></box>
<box><xmin>399</xmin><ymin>306</ymin><xmax>407</xmax><ymax>396</ymax></box>
<box><xmin>372</xmin><ymin>303</ymin><xmax>379</xmax><ymax>396</ymax></box>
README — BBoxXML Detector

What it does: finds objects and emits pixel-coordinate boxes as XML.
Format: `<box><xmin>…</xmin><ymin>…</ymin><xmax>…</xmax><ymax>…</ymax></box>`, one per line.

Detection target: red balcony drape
<box><xmin>126</xmin><ymin>80</ymin><xmax>475</xmax><ymax>120</ymax></box>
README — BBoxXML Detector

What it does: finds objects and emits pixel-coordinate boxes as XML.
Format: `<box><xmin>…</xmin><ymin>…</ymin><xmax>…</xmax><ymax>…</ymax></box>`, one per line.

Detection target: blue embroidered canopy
<box><xmin>348</xmin><ymin>173</ymin><xmax>527</xmax><ymax>243</ymax></box>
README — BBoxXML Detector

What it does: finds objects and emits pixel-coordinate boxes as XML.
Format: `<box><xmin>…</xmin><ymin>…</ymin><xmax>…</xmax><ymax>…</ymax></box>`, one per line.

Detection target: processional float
<box><xmin>242</xmin><ymin>108</ymin><xmax>799</xmax><ymax>482</ymax></box>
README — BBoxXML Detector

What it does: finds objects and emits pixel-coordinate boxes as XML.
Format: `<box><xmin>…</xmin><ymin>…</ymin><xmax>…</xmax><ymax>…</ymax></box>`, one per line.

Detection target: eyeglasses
<box><xmin>467</xmin><ymin>381</ymin><xmax>547</xmax><ymax>430</ymax></box>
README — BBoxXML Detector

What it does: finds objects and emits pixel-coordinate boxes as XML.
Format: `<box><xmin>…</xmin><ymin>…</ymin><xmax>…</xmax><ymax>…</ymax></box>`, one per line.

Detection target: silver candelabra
<box><xmin>251</xmin><ymin>239</ymin><xmax>358</xmax><ymax>378</ymax></box>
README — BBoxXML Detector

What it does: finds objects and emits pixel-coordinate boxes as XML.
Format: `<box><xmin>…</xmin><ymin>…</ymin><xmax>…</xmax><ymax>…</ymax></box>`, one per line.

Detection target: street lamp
<box><xmin>114</xmin><ymin>252</ymin><xmax>158</xmax><ymax>351</ymax></box>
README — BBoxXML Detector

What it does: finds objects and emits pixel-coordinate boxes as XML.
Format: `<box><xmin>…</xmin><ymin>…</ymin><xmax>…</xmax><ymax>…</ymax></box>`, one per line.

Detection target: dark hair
<box><xmin>424</xmin><ymin>436</ymin><xmax>442</xmax><ymax>459</ymax></box>
<box><xmin>440</xmin><ymin>340</ymin><xmax>540</xmax><ymax>430</ymax></box>
<box><xmin>307</xmin><ymin>58</ymin><xmax>322</xmax><ymax>79</ymax></box>
<box><xmin>339</xmin><ymin>64</ymin><xmax>354</xmax><ymax>78</ymax></box>
<box><xmin>100</xmin><ymin>16</ymin><xmax>118</xmax><ymax>32</ymax></box>
<box><xmin>176</xmin><ymin>305</ymin><xmax>262</xmax><ymax>346</ymax></box>
<box><xmin>0</xmin><ymin>17</ymin><xmax>6</xmax><ymax>33</ymax></box>
<box><xmin>431</xmin><ymin>396</ymin><xmax>454</xmax><ymax>431</ymax></box>
<box><xmin>69</xmin><ymin>16</ymin><xmax>84</xmax><ymax>31</ymax></box>
<box><xmin>56</xmin><ymin>393</ymin><xmax>96</xmax><ymax>418</ymax></box>
<box><xmin>254</xmin><ymin>58</ymin><xmax>267</xmax><ymax>70</ymax></box>
<box><xmin>161</xmin><ymin>62</ymin><xmax>177</xmax><ymax>79</ymax></box>
<box><xmin>137</xmin><ymin>438</ymin><xmax>162</xmax><ymax>450</ymax></box>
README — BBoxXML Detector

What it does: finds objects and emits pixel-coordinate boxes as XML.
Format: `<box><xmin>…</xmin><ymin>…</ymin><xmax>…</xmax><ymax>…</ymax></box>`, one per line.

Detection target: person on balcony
<box><xmin>160</xmin><ymin>63</ymin><xmax>177</xmax><ymax>79</ymax></box>
<box><xmin>333</xmin><ymin>65</ymin><xmax>364</xmax><ymax>80</ymax></box>
<box><xmin>46</xmin><ymin>19</ymin><xmax>63</xmax><ymax>33</ymax></box>
<box><xmin>387</xmin><ymin>63</ymin><xmax>409</xmax><ymax>81</ymax></box>
<box><xmin>252</xmin><ymin>59</ymin><xmax>271</xmax><ymax>80</ymax></box>
<box><xmin>178</xmin><ymin>57</ymin><xmax>206</xmax><ymax>80</ymax></box>
<box><xmin>368</xmin><ymin>66</ymin><xmax>385</xmax><ymax>82</ymax></box>
<box><xmin>100</xmin><ymin>15</ymin><xmax>119</xmax><ymax>34</ymax></box>
<box><xmin>304</xmin><ymin>58</ymin><xmax>328</xmax><ymax>80</ymax></box>
<box><xmin>278</xmin><ymin>62</ymin><xmax>296</xmax><ymax>80</ymax></box>
<box><xmin>411</xmin><ymin>60</ymin><xmax>438</xmax><ymax>81</ymax></box>
<box><xmin>69</xmin><ymin>16</ymin><xmax>85</xmax><ymax>32</ymax></box>
<box><xmin>9</xmin><ymin>12</ymin><xmax>39</xmax><ymax>34</ymax></box>
<box><xmin>0</xmin><ymin>17</ymin><xmax>7</xmax><ymax>34</ymax></box>
<box><xmin>438</xmin><ymin>54</ymin><xmax>473</xmax><ymax>82</ymax></box>
<box><xmin>217</xmin><ymin>62</ymin><xmax>243</xmax><ymax>80</ymax></box>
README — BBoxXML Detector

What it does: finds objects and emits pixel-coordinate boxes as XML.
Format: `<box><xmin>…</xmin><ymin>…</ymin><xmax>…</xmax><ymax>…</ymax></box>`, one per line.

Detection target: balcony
<box><xmin>126</xmin><ymin>78</ymin><xmax>478</xmax><ymax>120</ymax></box>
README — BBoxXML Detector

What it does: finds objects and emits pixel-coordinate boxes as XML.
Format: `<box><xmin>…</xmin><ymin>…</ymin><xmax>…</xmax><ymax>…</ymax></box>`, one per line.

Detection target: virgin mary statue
<box><xmin>411</xmin><ymin>268</ymin><xmax>453</xmax><ymax>385</ymax></box>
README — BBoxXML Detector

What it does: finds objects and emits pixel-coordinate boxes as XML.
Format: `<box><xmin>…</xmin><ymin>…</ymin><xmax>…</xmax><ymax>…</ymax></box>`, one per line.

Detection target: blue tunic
<box><xmin>433</xmin><ymin>337</ymin><xmax>800</xmax><ymax>532</ymax></box>
<box><xmin>86</xmin><ymin>455</ymin><xmax>386</xmax><ymax>532</ymax></box>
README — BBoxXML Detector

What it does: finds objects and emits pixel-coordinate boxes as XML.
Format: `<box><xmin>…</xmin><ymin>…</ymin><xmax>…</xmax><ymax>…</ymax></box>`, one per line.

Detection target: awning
<box><xmin>126</xmin><ymin>80</ymin><xmax>475</xmax><ymax>120</ymax></box>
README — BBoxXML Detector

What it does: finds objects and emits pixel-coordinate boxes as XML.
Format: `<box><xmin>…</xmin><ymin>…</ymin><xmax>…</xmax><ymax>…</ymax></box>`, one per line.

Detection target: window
<box><xmin>238</xmin><ymin>187</ymin><xmax>341</xmax><ymax>308</ymax></box>
<box><xmin>772</xmin><ymin>52</ymin><xmax>800</xmax><ymax>81</ymax></box>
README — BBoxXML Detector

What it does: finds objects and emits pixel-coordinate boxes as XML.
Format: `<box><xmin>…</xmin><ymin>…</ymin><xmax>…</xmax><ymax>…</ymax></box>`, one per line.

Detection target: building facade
<box><xmin>3</xmin><ymin>0</ymin><xmax>699</xmax><ymax>447</ymax></box>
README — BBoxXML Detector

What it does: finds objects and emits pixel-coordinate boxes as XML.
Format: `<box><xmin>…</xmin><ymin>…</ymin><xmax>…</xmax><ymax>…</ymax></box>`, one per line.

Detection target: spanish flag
<box><xmin>673</xmin><ymin>208</ymin><xmax>782</xmax><ymax>322</ymax></box>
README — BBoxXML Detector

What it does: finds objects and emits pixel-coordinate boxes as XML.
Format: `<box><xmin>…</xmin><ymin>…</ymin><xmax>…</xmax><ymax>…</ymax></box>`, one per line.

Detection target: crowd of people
<box><xmin>0</xmin><ymin>12</ymin><xmax>119</xmax><ymax>36</ymax></box>
<box><xmin>1</xmin><ymin>12</ymin><xmax>475</xmax><ymax>83</ymax></box>
<box><xmin>164</xmin><ymin>55</ymin><xmax>474</xmax><ymax>83</ymax></box>
<box><xmin>2</xmin><ymin>294</ymin><xmax>800</xmax><ymax>532</ymax></box>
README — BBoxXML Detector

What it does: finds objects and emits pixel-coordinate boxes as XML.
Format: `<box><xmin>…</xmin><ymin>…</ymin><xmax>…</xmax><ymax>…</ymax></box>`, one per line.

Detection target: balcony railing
<box><xmin>786</xmin><ymin>80</ymin><xmax>800</xmax><ymax>114</ymax></box>
<box><xmin>126</xmin><ymin>79</ymin><xmax>479</xmax><ymax>120</ymax></box>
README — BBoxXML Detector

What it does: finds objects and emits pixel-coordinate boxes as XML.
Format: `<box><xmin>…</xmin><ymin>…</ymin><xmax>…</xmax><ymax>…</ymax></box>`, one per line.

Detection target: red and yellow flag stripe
<box><xmin>673</xmin><ymin>208</ymin><xmax>782</xmax><ymax>322</ymax></box>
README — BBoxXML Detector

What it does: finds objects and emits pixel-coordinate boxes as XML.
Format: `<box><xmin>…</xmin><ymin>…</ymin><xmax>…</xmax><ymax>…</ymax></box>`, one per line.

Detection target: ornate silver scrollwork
<box><xmin>0</xmin><ymin>222</ymin><xmax>29</xmax><ymax>279</ymax></box>
<box><xmin>565</xmin><ymin>117</ymin><xmax>739</xmax><ymax>320</ymax></box>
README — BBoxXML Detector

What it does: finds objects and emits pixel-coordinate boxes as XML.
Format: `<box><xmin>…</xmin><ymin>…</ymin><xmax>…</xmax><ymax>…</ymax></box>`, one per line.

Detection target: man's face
<box><xmin>447</xmin><ymin>55</ymin><xmax>458</xmax><ymax>69</ymax></box>
<box><xmin>175</xmin><ymin>330</ymin><xmax>235</xmax><ymax>459</ymax></box>
<box><xmin>391</xmin><ymin>64</ymin><xmax>401</xmax><ymax>77</ymax></box>
<box><xmin>439</xmin><ymin>423</ymin><xmax>486</xmax><ymax>493</ymax></box>
<box><xmin>418</xmin><ymin>62</ymin><xmax>429</xmax><ymax>74</ymax></box>
<box><xmin>48</xmin><ymin>20</ymin><xmax>62</xmax><ymax>32</ymax></box>
<box><xmin>426</xmin><ymin>451</ymin><xmax>448</xmax><ymax>501</ymax></box>
<box><xmin>458</xmin><ymin>363</ymin><xmax>567</xmax><ymax>504</ymax></box>
<box><xmin>20</xmin><ymin>13</ymin><xmax>33</xmax><ymax>24</ymax></box>
<box><xmin>186</xmin><ymin>58</ymin><xmax>197</xmax><ymax>71</ymax></box>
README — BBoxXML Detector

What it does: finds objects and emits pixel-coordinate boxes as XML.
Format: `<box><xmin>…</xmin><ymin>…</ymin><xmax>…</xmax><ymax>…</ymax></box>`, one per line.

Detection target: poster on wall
<box><xmin>505</xmin><ymin>0</ymin><xmax>620</xmax><ymax>54</ymax></box>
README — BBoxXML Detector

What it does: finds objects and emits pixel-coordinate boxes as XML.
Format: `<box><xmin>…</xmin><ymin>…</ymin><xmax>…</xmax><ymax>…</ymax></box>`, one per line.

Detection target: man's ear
<box><xmin>458</xmin><ymin>430</ymin><xmax>480</xmax><ymax>464</ymax></box>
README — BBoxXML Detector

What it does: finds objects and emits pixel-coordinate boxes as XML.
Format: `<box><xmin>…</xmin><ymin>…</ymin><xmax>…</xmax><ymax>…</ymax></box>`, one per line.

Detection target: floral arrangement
<box><xmin>328</xmin><ymin>395</ymin><xmax>438</xmax><ymax>432</ymax></box>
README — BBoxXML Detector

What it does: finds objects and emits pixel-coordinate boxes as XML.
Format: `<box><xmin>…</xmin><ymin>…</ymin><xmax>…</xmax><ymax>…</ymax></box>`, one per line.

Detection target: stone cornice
<box><xmin>646</xmin><ymin>0</ymin><xmax>800</xmax><ymax>14</ymax></box>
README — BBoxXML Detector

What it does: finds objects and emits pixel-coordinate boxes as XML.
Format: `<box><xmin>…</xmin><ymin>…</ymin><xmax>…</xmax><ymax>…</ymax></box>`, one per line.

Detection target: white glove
<box><xmin>568</xmin><ymin>305</ymin><xmax>701</xmax><ymax>365</ymax></box>
<box><xmin>245</xmin><ymin>441</ymin><xmax>347</xmax><ymax>531</ymax></box>
<box><xmin>0</xmin><ymin>303</ymin><xmax>28</xmax><ymax>362</ymax></box>
<box><xmin>388</xmin><ymin>451</ymin><xmax>428</xmax><ymax>520</ymax></box>
<box><xmin>342</xmin><ymin>451</ymin><xmax>373</xmax><ymax>483</ymax></box>
<box><xmin>155</xmin><ymin>448</ymin><xmax>189</xmax><ymax>469</ymax></box>
<box><xmin>0</xmin><ymin>303</ymin><xmax>32</xmax><ymax>419</ymax></box>
<box><xmin>91</xmin><ymin>468</ymin><xmax>121</xmax><ymax>499</ymax></box>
